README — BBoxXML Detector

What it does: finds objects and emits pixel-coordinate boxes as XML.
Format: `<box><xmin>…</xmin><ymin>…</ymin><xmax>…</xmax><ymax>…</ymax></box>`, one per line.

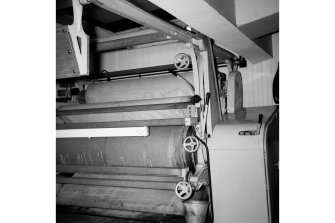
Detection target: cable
<box><xmin>192</xmin><ymin>126</ymin><xmax>209</xmax><ymax>164</ymax></box>
<box><xmin>168</xmin><ymin>68</ymin><xmax>195</xmax><ymax>91</ymax></box>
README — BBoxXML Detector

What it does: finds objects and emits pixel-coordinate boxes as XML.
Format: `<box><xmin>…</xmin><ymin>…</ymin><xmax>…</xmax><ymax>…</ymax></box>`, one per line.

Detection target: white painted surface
<box><xmin>235</xmin><ymin>0</ymin><xmax>279</xmax><ymax>26</ymax></box>
<box><xmin>208</xmin><ymin>106</ymin><xmax>277</xmax><ymax>223</ymax></box>
<box><xmin>209</xmin><ymin>149</ymin><xmax>269</xmax><ymax>223</ymax></box>
<box><xmin>68</xmin><ymin>0</ymin><xmax>89</xmax><ymax>75</ymax></box>
<box><xmin>56</xmin><ymin>127</ymin><xmax>149</xmax><ymax>138</ymax></box>
<box><xmin>209</xmin><ymin>123</ymin><xmax>263</xmax><ymax>150</ymax></box>
<box><xmin>219</xmin><ymin>33</ymin><xmax>279</xmax><ymax>107</ymax></box>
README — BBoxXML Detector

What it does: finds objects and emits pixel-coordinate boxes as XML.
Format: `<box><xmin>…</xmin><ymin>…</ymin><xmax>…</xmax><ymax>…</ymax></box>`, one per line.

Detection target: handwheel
<box><xmin>173</xmin><ymin>53</ymin><xmax>191</xmax><ymax>70</ymax></box>
<box><xmin>175</xmin><ymin>181</ymin><xmax>193</xmax><ymax>200</ymax></box>
<box><xmin>183</xmin><ymin>136</ymin><xmax>200</xmax><ymax>153</ymax></box>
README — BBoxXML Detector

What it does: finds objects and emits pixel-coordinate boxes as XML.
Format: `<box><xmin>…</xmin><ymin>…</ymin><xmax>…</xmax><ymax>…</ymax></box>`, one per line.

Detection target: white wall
<box><xmin>219</xmin><ymin>32</ymin><xmax>279</xmax><ymax>107</ymax></box>
<box><xmin>235</xmin><ymin>0</ymin><xmax>279</xmax><ymax>26</ymax></box>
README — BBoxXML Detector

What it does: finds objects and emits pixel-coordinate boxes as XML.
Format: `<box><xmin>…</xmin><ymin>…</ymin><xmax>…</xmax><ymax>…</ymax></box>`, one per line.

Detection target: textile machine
<box><xmin>56</xmin><ymin>0</ymin><xmax>279</xmax><ymax>222</ymax></box>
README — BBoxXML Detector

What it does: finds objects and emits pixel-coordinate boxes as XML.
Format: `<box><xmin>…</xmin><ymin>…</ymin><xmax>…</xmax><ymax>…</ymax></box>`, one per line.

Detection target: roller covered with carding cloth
<box><xmin>57</xmin><ymin>126</ymin><xmax>193</xmax><ymax>168</ymax></box>
<box><xmin>85</xmin><ymin>72</ymin><xmax>194</xmax><ymax>103</ymax></box>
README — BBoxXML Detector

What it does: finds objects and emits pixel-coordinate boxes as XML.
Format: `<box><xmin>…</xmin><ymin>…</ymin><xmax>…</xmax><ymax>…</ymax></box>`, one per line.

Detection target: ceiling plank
<box><xmin>148</xmin><ymin>0</ymin><xmax>272</xmax><ymax>64</ymax></box>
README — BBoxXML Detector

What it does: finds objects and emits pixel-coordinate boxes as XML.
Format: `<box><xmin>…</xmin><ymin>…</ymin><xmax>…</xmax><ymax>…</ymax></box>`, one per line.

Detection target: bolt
<box><xmin>186</xmin><ymin>42</ymin><xmax>192</xmax><ymax>49</ymax></box>
<box><xmin>73</xmin><ymin>69</ymin><xmax>77</xmax><ymax>73</ymax></box>
<box><xmin>68</xmin><ymin>50</ymin><xmax>72</xmax><ymax>54</ymax></box>
<box><xmin>62</xmin><ymin>29</ymin><xmax>66</xmax><ymax>33</ymax></box>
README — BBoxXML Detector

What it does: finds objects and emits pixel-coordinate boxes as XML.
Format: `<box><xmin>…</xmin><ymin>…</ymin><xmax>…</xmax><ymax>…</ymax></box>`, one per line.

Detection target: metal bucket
<box><xmin>184</xmin><ymin>200</ymin><xmax>209</xmax><ymax>223</ymax></box>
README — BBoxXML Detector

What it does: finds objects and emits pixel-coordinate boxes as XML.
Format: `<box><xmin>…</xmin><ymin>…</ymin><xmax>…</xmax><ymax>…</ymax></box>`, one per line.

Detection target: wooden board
<box><xmin>56</xmin><ymin>25</ymin><xmax>79</xmax><ymax>79</ymax></box>
<box><xmin>56</xmin><ymin>118</ymin><xmax>198</xmax><ymax>129</ymax></box>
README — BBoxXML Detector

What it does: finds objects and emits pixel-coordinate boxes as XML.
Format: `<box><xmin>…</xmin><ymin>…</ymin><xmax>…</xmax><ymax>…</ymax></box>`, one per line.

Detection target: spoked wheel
<box><xmin>173</xmin><ymin>53</ymin><xmax>191</xmax><ymax>70</ymax></box>
<box><xmin>183</xmin><ymin>136</ymin><xmax>200</xmax><ymax>153</ymax></box>
<box><xmin>175</xmin><ymin>181</ymin><xmax>193</xmax><ymax>200</ymax></box>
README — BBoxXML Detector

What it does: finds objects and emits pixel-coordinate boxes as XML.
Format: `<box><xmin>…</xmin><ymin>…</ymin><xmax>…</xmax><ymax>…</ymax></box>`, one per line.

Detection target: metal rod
<box><xmin>57</xmin><ymin>176</ymin><xmax>176</xmax><ymax>190</ymax></box>
<box><xmin>57</xmin><ymin>102</ymin><xmax>191</xmax><ymax>116</ymax></box>
<box><xmin>56</xmin><ymin>165</ymin><xmax>188</xmax><ymax>177</ymax></box>
<box><xmin>73</xmin><ymin>173</ymin><xmax>183</xmax><ymax>182</ymax></box>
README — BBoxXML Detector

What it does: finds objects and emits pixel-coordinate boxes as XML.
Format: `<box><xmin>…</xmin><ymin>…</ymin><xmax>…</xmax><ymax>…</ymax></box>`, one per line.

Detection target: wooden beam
<box><xmin>94</xmin><ymin>32</ymin><xmax>172</xmax><ymax>52</ymax></box>
<box><xmin>93</xmin><ymin>29</ymin><xmax>157</xmax><ymax>43</ymax></box>
<box><xmin>56</xmin><ymin>102</ymin><xmax>191</xmax><ymax>116</ymax></box>
<box><xmin>57</xmin><ymin>118</ymin><xmax>198</xmax><ymax>129</ymax></box>
<box><xmin>148</xmin><ymin>0</ymin><xmax>272</xmax><ymax>64</ymax></box>
<box><xmin>91</xmin><ymin>0</ymin><xmax>195</xmax><ymax>44</ymax></box>
<box><xmin>213</xmin><ymin>45</ymin><xmax>236</xmax><ymax>61</ymax></box>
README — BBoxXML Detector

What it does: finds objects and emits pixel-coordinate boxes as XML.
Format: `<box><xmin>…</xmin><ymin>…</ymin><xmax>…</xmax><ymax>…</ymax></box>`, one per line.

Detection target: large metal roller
<box><xmin>57</xmin><ymin>126</ymin><xmax>193</xmax><ymax>168</ymax></box>
<box><xmin>85</xmin><ymin>72</ymin><xmax>194</xmax><ymax>103</ymax></box>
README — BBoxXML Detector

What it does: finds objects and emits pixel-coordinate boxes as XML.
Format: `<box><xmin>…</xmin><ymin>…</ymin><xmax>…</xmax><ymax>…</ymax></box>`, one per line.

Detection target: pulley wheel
<box><xmin>175</xmin><ymin>181</ymin><xmax>193</xmax><ymax>200</ymax></box>
<box><xmin>173</xmin><ymin>53</ymin><xmax>191</xmax><ymax>70</ymax></box>
<box><xmin>183</xmin><ymin>136</ymin><xmax>200</xmax><ymax>153</ymax></box>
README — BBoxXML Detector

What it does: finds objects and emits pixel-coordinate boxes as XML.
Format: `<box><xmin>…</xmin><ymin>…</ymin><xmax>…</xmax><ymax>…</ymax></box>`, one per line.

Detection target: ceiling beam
<box><xmin>94</xmin><ymin>29</ymin><xmax>157</xmax><ymax>43</ymax></box>
<box><xmin>148</xmin><ymin>0</ymin><xmax>272</xmax><ymax>64</ymax></box>
<box><xmin>91</xmin><ymin>0</ymin><xmax>195</xmax><ymax>44</ymax></box>
<box><xmin>213</xmin><ymin>44</ymin><xmax>236</xmax><ymax>61</ymax></box>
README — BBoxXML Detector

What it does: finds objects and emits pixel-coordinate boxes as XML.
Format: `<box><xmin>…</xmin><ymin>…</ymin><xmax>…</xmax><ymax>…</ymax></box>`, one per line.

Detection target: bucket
<box><xmin>184</xmin><ymin>200</ymin><xmax>209</xmax><ymax>223</ymax></box>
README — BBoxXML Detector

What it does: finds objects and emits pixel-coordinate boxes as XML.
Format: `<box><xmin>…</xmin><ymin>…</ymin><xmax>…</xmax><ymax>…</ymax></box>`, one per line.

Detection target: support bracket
<box><xmin>67</xmin><ymin>0</ymin><xmax>90</xmax><ymax>76</ymax></box>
